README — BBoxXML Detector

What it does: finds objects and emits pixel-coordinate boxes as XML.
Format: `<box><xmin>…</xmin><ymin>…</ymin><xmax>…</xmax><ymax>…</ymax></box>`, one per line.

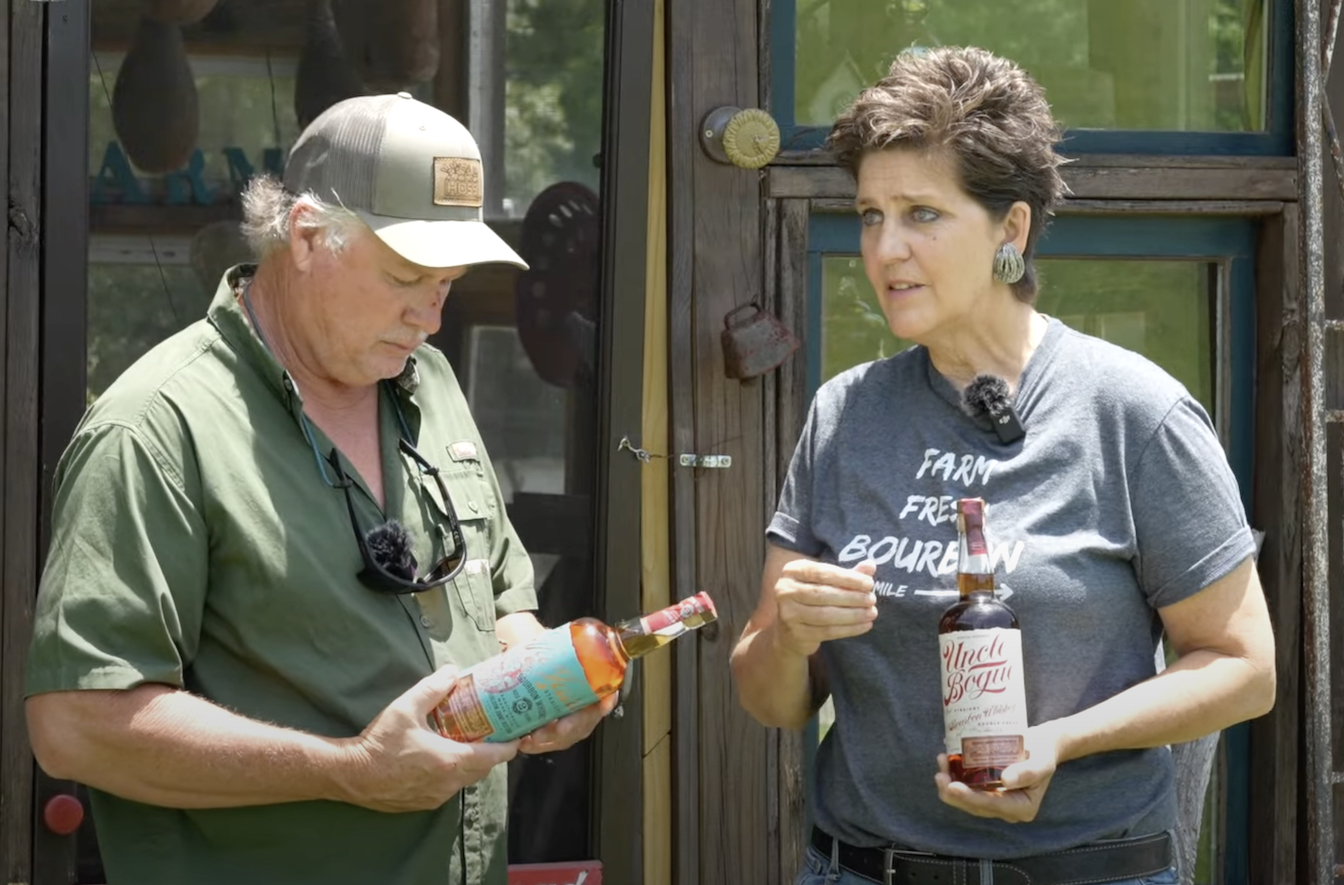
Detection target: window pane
<box><xmin>794</xmin><ymin>0</ymin><xmax>1268</xmax><ymax>133</ymax></box>
<box><xmin>819</xmin><ymin>255</ymin><xmax>1215</xmax><ymax>415</ymax></box>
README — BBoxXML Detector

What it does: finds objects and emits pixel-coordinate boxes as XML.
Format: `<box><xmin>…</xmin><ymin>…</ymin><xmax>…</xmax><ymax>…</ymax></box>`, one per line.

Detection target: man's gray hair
<box><xmin>239</xmin><ymin>174</ymin><xmax>365</xmax><ymax>257</ymax></box>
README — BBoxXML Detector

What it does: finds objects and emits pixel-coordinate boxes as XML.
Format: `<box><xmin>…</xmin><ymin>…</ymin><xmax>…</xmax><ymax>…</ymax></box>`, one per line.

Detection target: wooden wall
<box><xmin>1319</xmin><ymin>0</ymin><xmax>1344</xmax><ymax>875</ymax></box>
<box><xmin>1</xmin><ymin>2</ymin><xmax>45</xmax><ymax>882</ymax></box>
<box><xmin>668</xmin><ymin>0</ymin><xmax>774</xmax><ymax>883</ymax></box>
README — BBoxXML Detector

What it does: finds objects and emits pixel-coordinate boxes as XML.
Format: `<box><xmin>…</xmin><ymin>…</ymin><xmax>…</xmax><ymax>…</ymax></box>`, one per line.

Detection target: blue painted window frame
<box><xmin>800</xmin><ymin>212</ymin><xmax>1258</xmax><ymax>884</ymax></box>
<box><xmin>770</xmin><ymin>0</ymin><xmax>1295</xmax><ymax>156</ymax></box>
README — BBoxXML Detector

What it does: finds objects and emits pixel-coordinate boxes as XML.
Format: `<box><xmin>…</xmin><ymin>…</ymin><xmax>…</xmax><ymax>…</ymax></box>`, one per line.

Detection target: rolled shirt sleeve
<box><xmin>27</xmin><ymin>421</ymin><xmax>208</xmax><ymax>696</ymax></box>
<box><xmin>1130</xmin><ymin>396</ymin><xmax>1257</xmax><ymax>609</ymax></box>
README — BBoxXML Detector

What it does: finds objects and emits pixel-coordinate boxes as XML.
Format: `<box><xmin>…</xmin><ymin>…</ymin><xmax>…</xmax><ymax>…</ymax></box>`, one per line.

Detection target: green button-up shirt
<box><xmin>27</xmin><ymin>266</ymin><xmax>538</xmax><ymax>885</ymax></box>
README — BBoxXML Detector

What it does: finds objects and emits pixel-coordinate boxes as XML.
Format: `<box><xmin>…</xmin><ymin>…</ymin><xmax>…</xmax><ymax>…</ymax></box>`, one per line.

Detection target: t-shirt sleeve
<box><xmin>768</xmin><ymin>399</ymin><xmax>825</xmax><ymax>557</ymax></box>
<box><xmin>26</xmin><ymin>422</ymin><xmax>208</xmax><ymax>696</ymax></box>
<box><xmin>1130</xmin><ymin>396</ymin><xmax>1256</xmax><ymax>609</ymax></box>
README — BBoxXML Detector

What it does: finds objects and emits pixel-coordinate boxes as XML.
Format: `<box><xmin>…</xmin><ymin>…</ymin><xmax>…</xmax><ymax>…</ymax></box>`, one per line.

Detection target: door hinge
<box><xmin>678</xmin><ymin>453</ymin><xmax>732</xmax><ymax>469</ymax></box>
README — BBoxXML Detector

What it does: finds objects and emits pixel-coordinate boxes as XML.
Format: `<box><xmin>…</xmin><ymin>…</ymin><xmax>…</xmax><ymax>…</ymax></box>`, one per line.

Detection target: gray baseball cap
<box><xmin>283</xmin><ymin>93</ymin><xmax>527</xmax><ymax>270</ymax></box>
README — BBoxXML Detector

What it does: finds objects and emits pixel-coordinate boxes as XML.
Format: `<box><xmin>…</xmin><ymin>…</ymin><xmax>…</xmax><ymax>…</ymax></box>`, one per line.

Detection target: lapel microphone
<box><xmin>960</xmin><ymin>374</ymin><xmax>1026</xmax><ymax>444</ymax></box>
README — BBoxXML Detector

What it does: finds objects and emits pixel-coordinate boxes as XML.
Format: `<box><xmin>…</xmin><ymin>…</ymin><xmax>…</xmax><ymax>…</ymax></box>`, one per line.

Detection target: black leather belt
<box><xmin>811</xmin><ymin>827</ymin><xmax>1172</xmax><ymax>885</ymax></box>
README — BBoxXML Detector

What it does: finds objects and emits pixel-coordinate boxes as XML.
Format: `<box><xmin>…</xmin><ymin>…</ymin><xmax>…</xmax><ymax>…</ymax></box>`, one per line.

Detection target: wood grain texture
<box><xmin>671</xmin><ymin>0</ymin><xmax>771</xmax><ymax>880</ymax></box>
<box><xmin>0</xmin><ymin>1</ymin><xmax>13</xmax><ymax>876</ymax></box>
<box><xmin>774</xmin><ymin>199</ymin><xmax>811</xmax><ymax>882</ymax></box>
<box><xmin>760</xmin><ymin>196</ymin><xmax>781</xmax><ymax>885</ymax></box>
<box><xmin>642</xmin><ymin>9</ymin><xmax>672</xmax><ymax>884</ymax></box>
<box><xmin>3</xmin><ymin>2</ymin><xmax>43</xmax><ymax>883</ymax></box>
<box><xmin>667</xmin><ymin>0</ymin><xmax>701</xmax><ymax>878</ymax></box>
<box><xmin>774</xmin><ymin>150</ymin><xmax>1300</xmax><ymax>170</ymax></box>
<box><xmin>767</xmin><ymin>164</ymin><xmax>1298</xmax><ymax>202</ymax></box>
<box><xmin>644</xmin><ymin>734</ymin><xmax>673</xmax><ymax>885</ymax></box>
<box><xmin>1246</xmin><ymin>210</ymin><xmax>1303</xmax><ymax>885</ymax></box>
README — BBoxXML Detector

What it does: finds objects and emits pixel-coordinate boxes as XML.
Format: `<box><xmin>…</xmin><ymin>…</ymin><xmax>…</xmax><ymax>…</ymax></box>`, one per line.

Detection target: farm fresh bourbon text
<box><xmin>937</xmin><ymin>497</ymin><xmax>1028</xmax><ymax>790</ymax></box>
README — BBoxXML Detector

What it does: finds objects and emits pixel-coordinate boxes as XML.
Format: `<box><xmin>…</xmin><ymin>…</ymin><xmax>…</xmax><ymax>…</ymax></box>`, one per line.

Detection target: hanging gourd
<box><xmin>295</xmin><ymin>0</ymin><xmax>368</xmax><ymax>130</ymax></box>
<box><xmin>335</xmin><ymin>0</ymin><xmax>440</xmax><ymax>92</ymax></box>
<box><xmin>112</xmin><ymin>2</ymin><xmax>212</xmax><ymax>175</ymax></box>
<box><xmin>143</xmin><ymin>0</ymin><xmax>219</xmax><ymax>25</ymax></box>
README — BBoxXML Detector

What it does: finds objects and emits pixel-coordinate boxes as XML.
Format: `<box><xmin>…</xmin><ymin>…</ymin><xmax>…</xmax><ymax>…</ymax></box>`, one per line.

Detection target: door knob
<box><xmin>700</xmin><ymin>107</ymin><xmax>781</xmax><ymax>169</ymax></box>
<box><xmin>43</xmin><ymin>793</ymin><xmax>85</xmax><ymax>835</ymax></box>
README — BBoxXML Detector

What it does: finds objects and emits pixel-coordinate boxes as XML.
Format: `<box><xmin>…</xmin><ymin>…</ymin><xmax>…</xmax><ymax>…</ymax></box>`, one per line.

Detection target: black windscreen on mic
<box><xmin>960</xmin><ymin>374</ymin><xmax>1026</xmax><ymax>444</ymax></box>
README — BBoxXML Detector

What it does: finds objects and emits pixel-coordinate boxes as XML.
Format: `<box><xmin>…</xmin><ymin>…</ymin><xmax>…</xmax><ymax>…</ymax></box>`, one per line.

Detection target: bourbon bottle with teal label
<box><xmin>433</xmin><ymin>592</ymin><xmax>716</xmax><ymax>743</ymax></box>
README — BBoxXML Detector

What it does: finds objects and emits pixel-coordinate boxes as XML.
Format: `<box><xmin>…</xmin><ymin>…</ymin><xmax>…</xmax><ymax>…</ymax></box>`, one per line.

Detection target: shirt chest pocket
<box><xmin>433</xmin><ymin>455</ymin><xmax>498</xmax><ymax>633</ymax></box>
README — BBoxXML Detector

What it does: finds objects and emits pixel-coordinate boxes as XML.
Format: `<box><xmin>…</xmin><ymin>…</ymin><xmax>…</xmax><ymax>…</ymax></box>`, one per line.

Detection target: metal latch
<box><xmin>679</xmin><ymin>453</ymin><xmax>731</xmax><ymax>469</ymax></box>
<box><xmin>618</xmin><ymin>437</ymin><xmax>731</xmax><ymax>469</ymax></box>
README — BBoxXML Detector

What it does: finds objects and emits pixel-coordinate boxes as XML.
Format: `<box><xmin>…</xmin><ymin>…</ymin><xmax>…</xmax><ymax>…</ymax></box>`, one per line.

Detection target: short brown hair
<box><xmin>827</xmin><ymin>46</ymin><xmax>1067</xmax><ymax>301</ymax></box>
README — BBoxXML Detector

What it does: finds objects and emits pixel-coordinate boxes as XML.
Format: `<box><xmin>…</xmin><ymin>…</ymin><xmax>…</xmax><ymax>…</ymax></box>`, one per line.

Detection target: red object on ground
<box><xmin>508</xmin><ymin>860</ymin><xmax>603</xmax><ymax>885</ymax></box>
<box><xmin>43</xmin><ymin>793</ymin><xmax>85</xmax><ymax>835</ymax></box>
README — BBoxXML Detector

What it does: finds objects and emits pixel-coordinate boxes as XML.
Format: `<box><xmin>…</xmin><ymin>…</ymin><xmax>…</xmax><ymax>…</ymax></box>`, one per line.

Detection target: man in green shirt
<box><xmin>25</xmin><ymin>93</ymin><xmax>612</xmax><ymax>885</ymax></box>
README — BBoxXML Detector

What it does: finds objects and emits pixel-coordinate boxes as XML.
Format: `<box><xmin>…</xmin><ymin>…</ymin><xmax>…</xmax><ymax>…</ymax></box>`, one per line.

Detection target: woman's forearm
<box><xmin>731</xmin><ymin>624</ymin><xmax>820</xmax><ymax>730</ymax></box>
<box><xmin>1052</xmin><ymin>648</ymin><xmax>1275</xmax><ymax>763</ymax></box>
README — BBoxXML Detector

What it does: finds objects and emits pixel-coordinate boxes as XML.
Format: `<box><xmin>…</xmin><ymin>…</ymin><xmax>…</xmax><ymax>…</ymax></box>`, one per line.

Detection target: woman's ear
<box><xmin>1003</xmin><ymin>201</ymin><xmax>1033</xmax><ymax>253</ymax></box>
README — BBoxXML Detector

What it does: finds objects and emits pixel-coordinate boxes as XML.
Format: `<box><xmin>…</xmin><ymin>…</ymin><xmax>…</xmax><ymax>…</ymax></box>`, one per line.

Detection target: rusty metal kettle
<box><xmin>721</xmin><ymin>302</ymin><xmax>801</xmax><ymax>380</ymax></box>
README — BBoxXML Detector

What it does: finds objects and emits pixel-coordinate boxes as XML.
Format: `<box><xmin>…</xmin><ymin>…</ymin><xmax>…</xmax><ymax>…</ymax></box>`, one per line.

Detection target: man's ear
<box><xmin>287</xmin><ymin>202</ymin><xmax>321</xmax><ymax>272</ymax></box>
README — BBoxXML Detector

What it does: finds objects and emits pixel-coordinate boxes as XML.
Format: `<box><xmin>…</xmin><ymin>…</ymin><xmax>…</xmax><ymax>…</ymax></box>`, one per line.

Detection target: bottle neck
<box><xmin>615</xmin><ymin>596</ymin><xmax>716</xmax><ymax>659</ymax></box>
<box><xmin>957</xmin><ymin>519</ymin><xmax>996</xmax><ymax>598</ymax></box>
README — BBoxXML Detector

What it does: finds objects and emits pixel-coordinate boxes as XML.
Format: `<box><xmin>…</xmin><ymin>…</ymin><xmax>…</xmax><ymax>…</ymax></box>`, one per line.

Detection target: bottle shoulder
<box><xmin>938</xmin><ymin>594</ymin><xmax>1020</xmax><ymax>632</ymax></box>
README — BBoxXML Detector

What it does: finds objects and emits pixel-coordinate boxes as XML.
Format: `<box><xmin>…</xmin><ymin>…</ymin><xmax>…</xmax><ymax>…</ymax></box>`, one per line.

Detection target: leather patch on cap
<box><xmin>432</xmin><ymin>157</ymin><xmax>483</xmax><ymax>207</ymax></box>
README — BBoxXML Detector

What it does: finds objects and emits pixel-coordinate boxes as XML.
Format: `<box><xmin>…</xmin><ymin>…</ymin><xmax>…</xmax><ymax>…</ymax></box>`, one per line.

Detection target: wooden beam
<box><xmin>667</xmin><ymin>0</ymin><xmax>700</xmax><ymax>874</ymax></box>
<box><xmin>1247</xmin><ymin>206</ymin><xmax>1302</xmax><ymax>884</ymax></box>
<box><xmin>767</xmin><ymin>164</ymin><xmax>1298</xmax><ymax>202</ymax></box>
<box><xmin>774</xmin><ymin>199</ymin><xmax>810</xmax><ymax>883</ymax></box>
<box><xmin>33</xmin><ymin>4</ymin><xmax>94</xmax><ymax>883</ymax></box>
<box><xmin>0</xmin><ymin>0</ymin><xmax>14</xmax><ymax>874</ymax></box>
<box><xmin>3</xmin><ymin>0</ymin><xmax>47</xmax><ymax>882</ymax></box>
<box><xmin>670</xmin><ymin>0</ymin><xmax>771</xmax><ymax>881</ymax></box>
<box><xmin>641</xmin><ymin>8</ymin><xmax>671</xmax><ymax>884</ymax></box>
<box><xmin>776</xmin><ymin>150</ymin><xmax>1300</xmax><ymax>170</ymax></box>
<box><xmin>808</xmin><ymin>198</ymin><xmax>1288</xmax><ymax>217</ymax></box>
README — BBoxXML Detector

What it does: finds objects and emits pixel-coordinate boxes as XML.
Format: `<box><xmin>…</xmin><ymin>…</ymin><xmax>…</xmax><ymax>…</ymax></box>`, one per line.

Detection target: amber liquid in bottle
<box><xmin>433</xmin><ymin>592</ymin><xmax>716</xmax><ymax>742</ymax></box>
<box><xmin>937</xmin><ymin>498</ymin><xmax>1028</xmax><ymax>791</ymax></box>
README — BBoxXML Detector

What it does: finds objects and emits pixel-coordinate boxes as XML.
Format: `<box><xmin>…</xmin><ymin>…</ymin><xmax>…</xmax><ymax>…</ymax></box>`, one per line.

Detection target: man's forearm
<box><xmin>27</xmin><ymin>685</ymin><xmax>357</xmax><ymax>809</ymax></box>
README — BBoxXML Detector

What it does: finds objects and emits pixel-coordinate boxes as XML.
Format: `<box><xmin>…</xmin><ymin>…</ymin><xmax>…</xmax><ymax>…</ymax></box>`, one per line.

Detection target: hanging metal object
<box><xmin>720</xmin><ymin>302</ymin><xmax>800</xmax><ymax>380</ymax></box>
<box><xmin>700</xmin><ymin>106</ymin><xmax>781</xmax><ymax>169</ymax></box>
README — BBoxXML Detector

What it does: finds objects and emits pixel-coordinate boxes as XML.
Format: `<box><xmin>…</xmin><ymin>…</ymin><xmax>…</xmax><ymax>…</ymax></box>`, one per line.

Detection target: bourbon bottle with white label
<box><xmin>432</xmin><ymin>593</ymin><xmax>716</xmax><ymax>743</ymax></box>
<box><xmin>937</xmin><ymin>498</ymin><xmax>1028</xmax><ymax>790</ymax></box>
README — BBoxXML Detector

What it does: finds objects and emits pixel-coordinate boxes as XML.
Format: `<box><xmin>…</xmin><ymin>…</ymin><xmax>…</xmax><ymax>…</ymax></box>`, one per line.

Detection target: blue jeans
<box><xmin>794</xmin><ymin>844</ymin><xmax>1180</xmax><ymax>885</ymax></box>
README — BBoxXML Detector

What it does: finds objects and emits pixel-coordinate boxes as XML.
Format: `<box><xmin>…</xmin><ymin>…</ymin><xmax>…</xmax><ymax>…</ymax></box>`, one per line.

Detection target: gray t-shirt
<box><xmin>768</xmin><ymin>318</ymin><xmax>1255</xmax><ymax>859</ymax></box>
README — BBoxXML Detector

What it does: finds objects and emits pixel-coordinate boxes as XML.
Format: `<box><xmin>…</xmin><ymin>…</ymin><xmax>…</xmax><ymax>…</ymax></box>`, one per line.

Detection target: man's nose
<box><xmin>405</xmin><ymin>286</ymin><xmax>446</xmax><ymax>335</ymax></box>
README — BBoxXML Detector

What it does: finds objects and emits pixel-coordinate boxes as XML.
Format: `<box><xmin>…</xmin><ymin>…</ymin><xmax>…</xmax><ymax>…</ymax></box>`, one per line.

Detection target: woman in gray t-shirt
<box><xmin>729</xmin><ymin>46</ymin><xmax>1275</xmax><ymax>885</ymax></box>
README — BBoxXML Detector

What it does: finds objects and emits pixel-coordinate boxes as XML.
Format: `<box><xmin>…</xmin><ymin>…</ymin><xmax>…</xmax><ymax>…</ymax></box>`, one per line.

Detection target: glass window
<box><xmin>820</xmin><ymin>255</ymin><xmax>1216</xmax><ymax>414</ymax></box>
<box><xmin>792</xmin><ymin>0</ymin><xmax>1269</xmax><ymax>135</ymax></box>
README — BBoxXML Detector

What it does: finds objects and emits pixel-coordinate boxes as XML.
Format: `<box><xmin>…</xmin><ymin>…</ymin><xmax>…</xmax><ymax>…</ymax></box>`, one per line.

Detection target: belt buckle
<box><xmin>883</xmin><ymin>847</ymin><xmax>937</xmax><ymax>885</ymax></box>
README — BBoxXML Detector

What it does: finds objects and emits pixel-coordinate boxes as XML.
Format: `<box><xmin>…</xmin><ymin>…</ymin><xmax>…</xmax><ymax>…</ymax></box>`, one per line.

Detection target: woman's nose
<box><xmin>873</xmin><ymin>221</ymin><xmax>912</xmax><ymax>262</ymax></box>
